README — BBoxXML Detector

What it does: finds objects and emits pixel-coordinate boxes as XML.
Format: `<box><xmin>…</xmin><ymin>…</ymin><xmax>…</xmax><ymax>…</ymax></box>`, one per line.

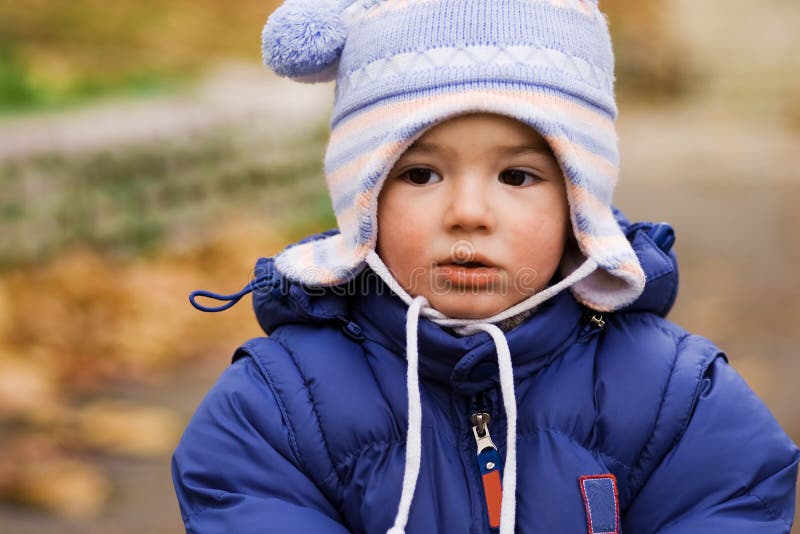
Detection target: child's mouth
<box><xmin>444</xmin><ymin>252</ymin><xmax>497</xmax><ymax>269</ymax></box>
<box><xmin>436</xmin><ymin>261</ymin><xmax>502</xmax><ymax>288</ymax></box>
<box><xmin>453</xmin><ymin>261</ymin><xmax>488</xmax><ymax>268</ymax></box>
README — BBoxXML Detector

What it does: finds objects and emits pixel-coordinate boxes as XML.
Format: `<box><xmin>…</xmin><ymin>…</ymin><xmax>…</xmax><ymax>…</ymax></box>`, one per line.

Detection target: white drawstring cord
<box><xmin>387</xmin><ymin>295</ymin><xmax>427</xmax><ymax>534</ymax></box>
<box><xmin>462</xmin><ymin>323</ymin><xmax>517</xmax><ymax>534</ymax></box>
<box><xmin>366</xmin><ymin>251</ymin><xmax>598</xmax><ymax>533</ymax></box>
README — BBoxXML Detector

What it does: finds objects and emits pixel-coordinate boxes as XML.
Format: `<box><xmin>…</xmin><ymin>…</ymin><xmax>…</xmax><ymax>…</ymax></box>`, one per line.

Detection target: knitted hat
<box><xmin>261</xmin><ymin>0</ymin><xmax>646</xmax><ymax>312</ymax></box>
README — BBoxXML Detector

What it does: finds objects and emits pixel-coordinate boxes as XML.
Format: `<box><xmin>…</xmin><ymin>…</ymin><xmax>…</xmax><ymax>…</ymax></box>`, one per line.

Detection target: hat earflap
<box><xmin>261</xmin><ymin>0</ymin><xmax>351</xmax><ymax>83</ymax></box>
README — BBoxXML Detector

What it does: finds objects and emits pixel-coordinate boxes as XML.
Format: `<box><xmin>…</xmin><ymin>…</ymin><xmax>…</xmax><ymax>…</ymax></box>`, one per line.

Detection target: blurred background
<box><xmin>0</xmin><ymin>0</ymin><xmax>797</xmax><ymax>532</ymax></box>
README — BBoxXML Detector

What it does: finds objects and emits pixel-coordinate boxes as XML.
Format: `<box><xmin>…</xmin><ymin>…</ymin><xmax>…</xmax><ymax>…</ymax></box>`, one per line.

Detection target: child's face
<box><xmin>377</xmin><ymin>113</ymin><xmax>571</xmax><ymax>319</ymax></box>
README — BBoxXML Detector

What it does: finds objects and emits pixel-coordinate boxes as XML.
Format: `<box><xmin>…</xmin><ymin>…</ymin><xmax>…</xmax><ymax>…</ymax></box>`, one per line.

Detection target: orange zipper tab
<box><xmin>471</xmin><ymin>412</ymin><xmax>503</xmax><ymax>530</ymax></box>
<box><xmin>479</xmin><ymin>448</ymin><xmax>503</xmax><ymax>528</ymax></box>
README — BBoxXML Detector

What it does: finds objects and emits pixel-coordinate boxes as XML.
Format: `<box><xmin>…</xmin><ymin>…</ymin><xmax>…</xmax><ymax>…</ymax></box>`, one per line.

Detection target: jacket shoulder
<box><xmin>172</xmin><ymin>350</ymin><xmax>354</xmax><ymax>530</ymax></box>
<box><xmin>593</xmin><ymin>312</ymin><xmax>723</xmax><ymax>501</ymax></box>
<box><xmin>236</xmin><ymin>326</ymin><xmax>406</xmax><ymax>478</ymax></box>
<box><xmin>603</xmin><ymin>315</ymin><xmax>800</xmax><ymax>532</ymax></box>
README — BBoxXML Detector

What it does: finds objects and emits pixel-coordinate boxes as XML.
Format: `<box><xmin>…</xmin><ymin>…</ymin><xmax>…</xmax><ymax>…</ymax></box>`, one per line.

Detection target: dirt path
<box><xmin>0</xmin><ymin>63</ymin><xmax>333</xmax><ymax>161</ymax></box>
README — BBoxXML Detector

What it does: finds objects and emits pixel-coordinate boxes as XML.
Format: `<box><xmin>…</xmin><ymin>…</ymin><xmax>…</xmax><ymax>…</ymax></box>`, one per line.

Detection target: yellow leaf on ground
<box><xmin>0</xmin><ymin>442</ymin><xmax>111</xmax><ymax>519</ymax></box>
<box><xmin>75</xmin><ymin>400</ymin><xmax>184</xmax><ymax>457</ymax></box>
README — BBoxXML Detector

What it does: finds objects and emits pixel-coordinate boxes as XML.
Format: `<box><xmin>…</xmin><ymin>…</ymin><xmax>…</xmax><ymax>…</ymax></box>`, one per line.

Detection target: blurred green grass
<box><xmin>0</xmin><ymin>0</ymin><xmax>281</xmax><ymax>114</ymax></box>
<box><xmin>0</xmin><ymin>37</ymin><xmax>188</xmax><ymax>112</ymax></box>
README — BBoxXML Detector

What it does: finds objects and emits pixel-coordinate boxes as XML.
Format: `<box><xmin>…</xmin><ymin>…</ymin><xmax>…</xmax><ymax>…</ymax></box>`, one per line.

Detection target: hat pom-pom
<box><xmin>261</xmin><ymin>0</ymin><xmax>347</xmax><ymax>83</ymax></box>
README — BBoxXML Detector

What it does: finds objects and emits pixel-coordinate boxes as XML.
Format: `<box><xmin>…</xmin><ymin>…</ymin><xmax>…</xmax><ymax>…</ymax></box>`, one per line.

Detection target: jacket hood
<box><xmin>250</xmin><ymin>207</ymin><xmax>679</xmax><ymax>336</ymax></box>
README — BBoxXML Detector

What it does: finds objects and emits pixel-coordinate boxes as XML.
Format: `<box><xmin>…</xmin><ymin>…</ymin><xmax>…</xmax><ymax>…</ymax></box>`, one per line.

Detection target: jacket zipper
<box><xmin>470</xmin><ymin>394</ymin><xmax>503</xmax><ymax>530</ymax></box>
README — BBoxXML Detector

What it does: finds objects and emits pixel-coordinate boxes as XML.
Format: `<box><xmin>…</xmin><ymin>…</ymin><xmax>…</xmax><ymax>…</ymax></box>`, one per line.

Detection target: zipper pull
<box><xmin>578</xmin><ymin>310</ymin><xmax>606</xmax><ymax>341</ymax></box>
<box><xmin>471</xmin><ymin>412</ymin><xmax>503</xmax><ymax>530</ymax></box>
<box><xmin>336</xmin><ymin>316</ymin><xmax>365</xmax><ymax>341</ymax></box>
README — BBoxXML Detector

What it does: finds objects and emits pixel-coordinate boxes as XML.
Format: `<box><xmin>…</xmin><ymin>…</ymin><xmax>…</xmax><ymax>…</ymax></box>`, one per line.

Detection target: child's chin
<box><xmin>428</xmin><ymin>293</ymin><xmax>519</xmax><ymax>320</ymax></box>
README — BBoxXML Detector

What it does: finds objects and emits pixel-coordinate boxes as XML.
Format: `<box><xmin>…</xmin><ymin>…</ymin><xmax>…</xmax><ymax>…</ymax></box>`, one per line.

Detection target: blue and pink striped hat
<box><xmin>261</xmin><ymin>0</ymin><xmax>646</xmax><ymax>312</ymax></box>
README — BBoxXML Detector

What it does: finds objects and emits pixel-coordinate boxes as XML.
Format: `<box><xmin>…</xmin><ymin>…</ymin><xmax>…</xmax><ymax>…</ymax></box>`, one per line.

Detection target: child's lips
<box><xmin>435</xmin><ymin>262</ymin><xmax>503</xmax><ymax>288</ymax></box>
<box><xmin>441</xmin><ymin>252</ymin><xmax>498</xmax><ymax>268</ymax></box>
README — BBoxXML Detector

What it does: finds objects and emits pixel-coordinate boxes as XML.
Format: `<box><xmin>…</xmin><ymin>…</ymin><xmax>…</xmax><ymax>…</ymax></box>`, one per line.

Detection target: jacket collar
<box><xmin>349</xmin><ymin>269</ymin><xmax>588</xmax><ymax>392</ymax></box>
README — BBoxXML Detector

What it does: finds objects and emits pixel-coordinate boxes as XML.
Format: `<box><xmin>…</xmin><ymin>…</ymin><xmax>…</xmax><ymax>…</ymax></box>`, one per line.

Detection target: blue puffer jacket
<box><xmin>172</xmin><ymin>215</ymin><xmax>799</xmax><ymax>533</ymax></box>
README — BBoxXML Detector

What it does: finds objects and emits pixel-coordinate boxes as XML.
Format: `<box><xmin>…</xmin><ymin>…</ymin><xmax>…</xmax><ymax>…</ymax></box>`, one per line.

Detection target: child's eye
<box><xmin>498</xmin><ymin>169</ymin><xmax>541</xmax><ymax>187</ymax></box>
<box><xmin>400</xmin><ymin>168</ymin><xmax>442</xmax><ymax>185</ymax></box>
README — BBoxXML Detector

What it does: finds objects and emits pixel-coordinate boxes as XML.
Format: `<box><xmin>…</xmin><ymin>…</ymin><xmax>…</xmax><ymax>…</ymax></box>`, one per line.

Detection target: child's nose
<box><xmin>443</xmin><ymin>179</ymin><xmax>495</xmax><ymax>232</ymax></box>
